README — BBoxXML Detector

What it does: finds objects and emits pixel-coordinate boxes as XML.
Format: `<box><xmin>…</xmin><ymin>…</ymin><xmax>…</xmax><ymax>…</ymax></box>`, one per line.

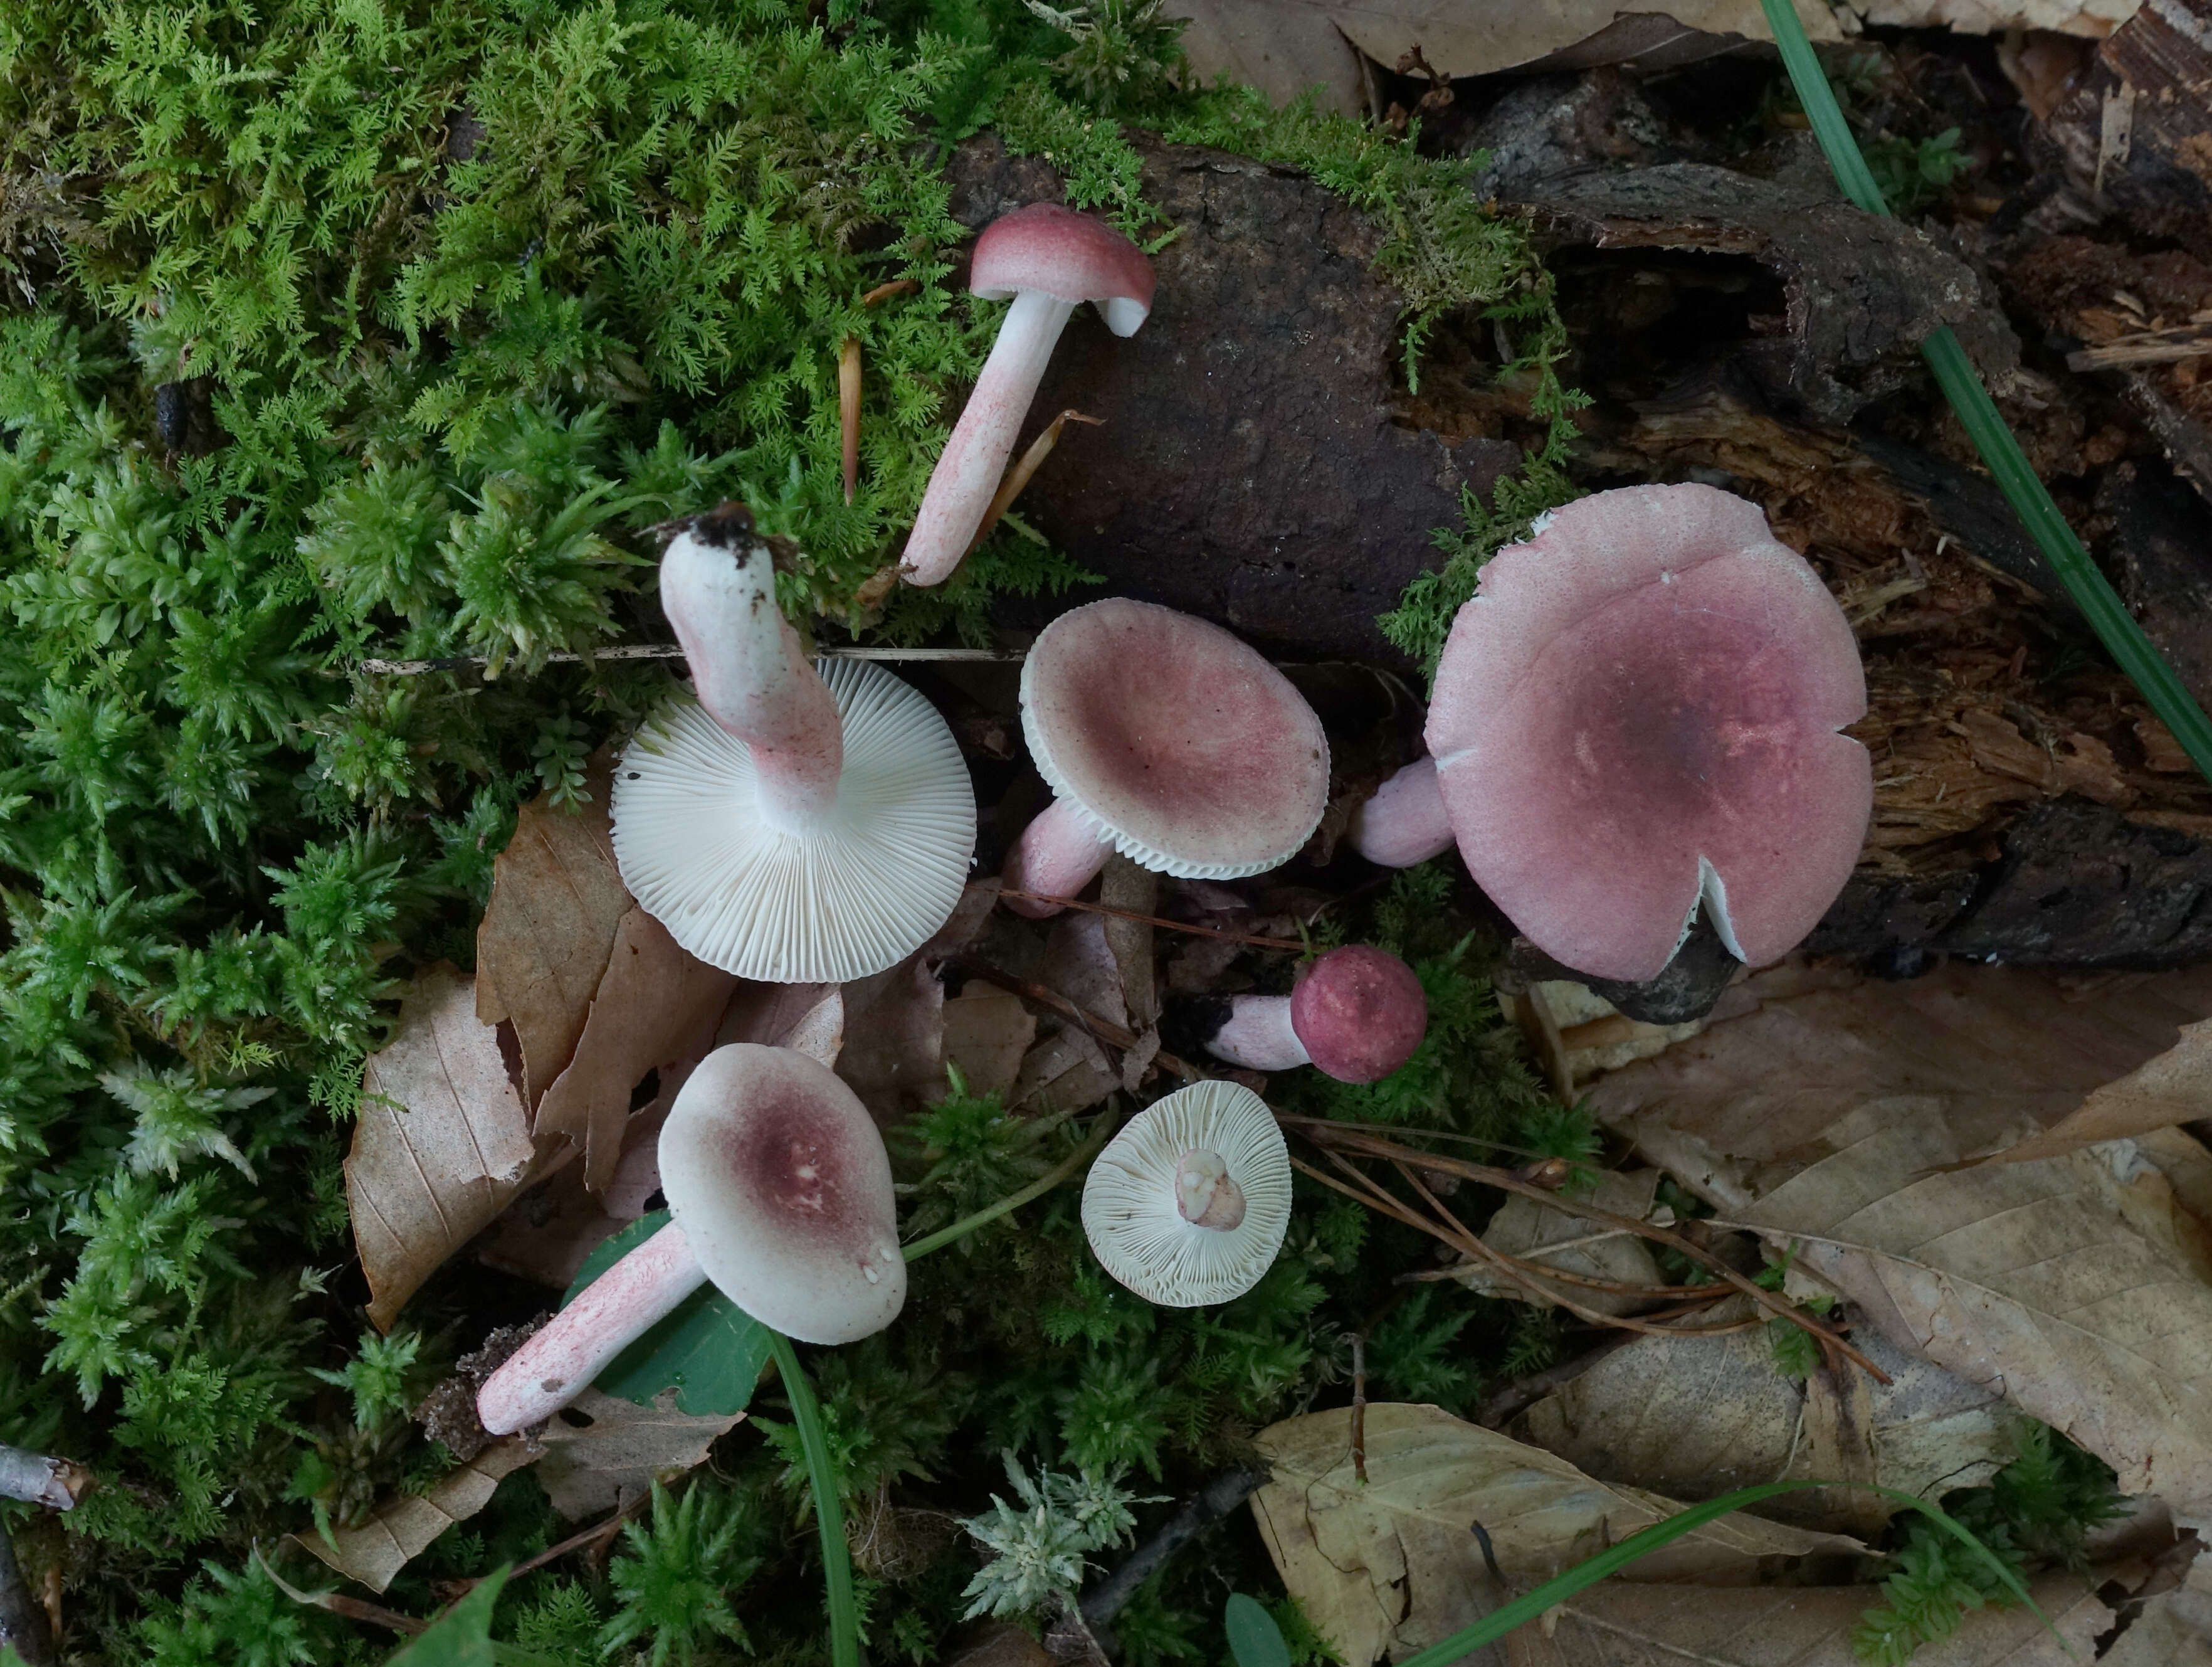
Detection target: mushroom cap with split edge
<box><xmin>971</xmin><ymin>203</ymin><xmax>1156</xmax><ymax>336</ymax></box>
<box><xmin>1426</xmin><ymin>482</ymin><xmax>1872</xmax><ymax>985</ymax></box>
<box><xmin>1081</xmin><ymin>1080</ymin><xmax>1292</xmax><ymax>1306</ymax></box>
<box><xmin>659</xmin><ymin>1043</ymin><xmax>905</xmax><ymax>1345</ymax></box>
<box><xmin>1022</xmin><ymin>598</ymin><xmax>1330</xmax><ymax>880</ymax></box>
<box><xmin>611</xmin><ymin>655</ymin><xmax>976</xmax><ymax>984</ymax></box>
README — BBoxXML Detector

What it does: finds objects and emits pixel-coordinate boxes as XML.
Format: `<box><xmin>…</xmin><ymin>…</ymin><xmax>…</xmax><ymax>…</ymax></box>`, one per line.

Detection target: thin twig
<box><xmin>968</xmin><ymin>410</ymin><xmax>1103</xmax><ymax>553</ymax></box>
<box><xmin>1350</xmin><ymin>1334</ymin><xmax>1369</xmax><ymax>1486</ymax></box>
<box><xmin>255</xmin><ymin>1546</ymin><xmax>429</xmax><ymax>1636</ymax></box>
<box><xmin>860</xmin><ymin>278</ymin><xmax>919</xmax><ymax>307</ymax></box>
<box><xmin>354</xmin><ymin>643</ymin><xmax>1025</xmax><ymax>676</ymax></box>
<box><xmin>996</xmin><ymin>891</ymin><xmax>1308</xmax><ymax>951</ymax></box>
<box><xmin>1078</xmin><ymin>1466</ymin><xmax>1267</xmax><ymax>1633</ymax></box>
<box><xmin>0</xmin><ymin>1447</ymin><xmax>89</xmax><ymax>1511</ymax></box>
<box><xmin>445</xmin><ymin>1491</ymin><xmax>652</xmax><ymax>1598</ymax></box>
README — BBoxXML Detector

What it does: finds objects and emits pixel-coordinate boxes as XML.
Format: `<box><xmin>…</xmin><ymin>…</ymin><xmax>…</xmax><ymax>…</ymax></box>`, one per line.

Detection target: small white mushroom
<box><xmin>1080</xmin><ymin>1081</ymin><xmax>1292</xmax><ymax>1306</ymax></box>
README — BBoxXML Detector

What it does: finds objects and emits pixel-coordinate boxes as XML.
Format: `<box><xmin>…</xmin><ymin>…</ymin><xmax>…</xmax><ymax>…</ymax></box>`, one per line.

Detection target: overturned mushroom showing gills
<box><xmin>477</xmin><ymin>1044</ymin><xmax>903</xmax><ymax>1434</ymax></box>
<box><xmin>614</xmin><ymin>504</ymin><xmax>975</xmax><ymax>982</ymax></box>
<box><xmin>1428</xmin><ymin>483</ymin><xmax>1871</xmax><ymax>985</ymax></box>
<box><xmin>1204</xmin><ymin>945</ymin><xmax>1428</xmax><ymax>1082</ymax></box>
<box><xmin>900</xmin><ymin>204</ymin><xmax>1154</xmax><ymax>586</ymax></box>
<box><xmin>1082</xmin><ymin>1080</ymin><xmax>1292</xmax><ymax>1306</ymax></box>
<box><xmin>1002</xmin><ymin>598</ymin><xmax>1329</xmax><ymax>918</ymax></box>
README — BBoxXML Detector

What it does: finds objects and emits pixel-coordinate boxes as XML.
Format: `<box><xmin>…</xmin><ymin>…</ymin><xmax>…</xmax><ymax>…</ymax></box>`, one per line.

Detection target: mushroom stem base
<box><xmin>1002</xmin><ymin>795</ymin><xmax>1114</xmax><ymax>918</ymax></box>
<box><xmin>1351</xmin><ymin>756</ymin><xmax>1455</xmax><ymax>868</ymax></box>
<box><xmin>476</xmin><ymin>1223</ymin><xmax>707</xmax><ymax>1436</ymax></box>
<box><xmin>1204</xmin><ymin>995</ymin><xmax>1309</xmax><ymax>1072</ymax></box>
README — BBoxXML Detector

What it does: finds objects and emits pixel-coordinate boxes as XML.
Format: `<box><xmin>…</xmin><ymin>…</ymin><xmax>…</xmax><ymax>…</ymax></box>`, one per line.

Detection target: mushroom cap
<box><xmin>1081</xmin><ymin>1081</ymin><xmax>1292</xmax><ymax>1306</ymax></box>
<box><xmin>1426</xmin><ymin>484</ymin><xmax>1871</xmax><ymax>983</ymax></box>
<box><xmin>613</xmin><ymin>656</ymin><xmax>976</xmax><ymax>983</ymax></box>
<box><xmin>1021</xmin><ymin>599</ymin><xmax>1329</xmax><ymax>881</ymax></box>
<box><xmin>1290</xmin><ymin>946</ymin><xmax>1428</xmax><ymax>1083</ymax></box>
<box><xmin>659</xmin><ymin>1043</ymin><xmax>905</xmax><ymax>1345</ymax></box>
<box><xmin>971</xmin><ymin>203</ymin><xmax>1156</xmax><ymax>337</ymax></box>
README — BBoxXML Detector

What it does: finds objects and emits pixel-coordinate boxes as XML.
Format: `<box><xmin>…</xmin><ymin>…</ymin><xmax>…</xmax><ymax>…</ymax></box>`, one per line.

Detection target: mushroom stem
<box><xmin>1001</xmin><ymin>795</ymin><xmax>1114</xmax><ymax>918</ymax></box>
<box><xmin>660</xmin><ymin>509</ymin><xmax>844</xmax><ymax>827</ymax></box>
<box><xmin>1350</xmin><ymin>756</ymin><xmax>1455</xmax><ymax>867</ymax></box>
<box><xmin>1203</xmin><ymin>996</ymin><xmax>1309</xmax><ymax>1072</ymax></box>
<box><xmin>476</xmin><ymin>1224</ymin><xmax>707</xmax><ymax>1436</ymax></box>
<box><xmin>902</xmin><ymin>288</ymin><xmax>1077</xmax><ymax>586</ymax></box>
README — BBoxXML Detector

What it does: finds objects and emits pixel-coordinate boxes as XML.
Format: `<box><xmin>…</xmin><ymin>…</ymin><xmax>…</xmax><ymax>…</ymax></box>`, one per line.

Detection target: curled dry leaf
<box><xmin>293</xmin><ymin>1436</ymin><xmax>537</xmax><ymax>1593</ymax></box>
<box><xmin>839</xmin><ymin>953</ymin><xmax>947</xmax><ymax>1125</ymax></box>
<box><xmin>1250</xmin><ymin>1403</ymin><xmax>1860</xmax><ymax>1667</ymax></box>
<box><xmin>940</xmin><ymin>987</ymin><xmax>1037</xmax><ymax>1103</ymax></box>
<box><xmin>350</xmin><ymin>965</ymin><xmax>543</xmax><ymax>1331</ymax></box>
<box><xmin>1589</xmin><ymin>964</ymin><xmax>2212</xmax><ymax>1516</ymax></box>
<box><xmin>2103</xmin><ymin>1550</ymin><xmax>2212</xmax><ymax>1667</ymax></box>
<box><xmin>1453</xmin><ymin>1168</ymin><xmax>1667</xmax><ymax>1318</ymax></box>
<box><xmin>474</xmin><ymin>760</ymin><xmax>631</xmax><ymax>1111</ymax></box>
<box><xmin>1500</xmin><ymin>1572</ymin><xmax>2109</xmax><ymax>1667</ymax></box>
<box><xmin>1514</xmin><ymin>1296</ymin><xmax>2008</xmax><ymax>1537</ymax></box>
<box><xmin>534</xmin><ymin>1387</ymin><xmax>744</xmax><ymax>1521</ymax></box>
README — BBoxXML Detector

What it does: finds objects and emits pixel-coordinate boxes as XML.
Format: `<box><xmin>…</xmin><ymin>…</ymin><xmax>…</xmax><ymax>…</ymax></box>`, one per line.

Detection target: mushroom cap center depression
<box><xmin>713</xmin><ymin>1086</ymin><xmax>890</xmax><ymax>1281</ymax></box>
<box><xmin>1173</xmin><ymin>1149</ymin><xmax>1246</xmax><ymax>1232</ymax></box>
<box><xmin>1028</xmin><ymin>605</ymin><xmax>1326</xmax><ymax>869</ymax></box>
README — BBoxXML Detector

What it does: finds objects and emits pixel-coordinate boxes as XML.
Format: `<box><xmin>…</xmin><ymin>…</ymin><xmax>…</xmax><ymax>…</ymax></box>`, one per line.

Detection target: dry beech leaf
<box><xmin>1100</xmin><ymin>855</ymin><xmax>1160</xmax><ymax>1030</ymax></box>
<box><xmin>534</xmin><ymin>1387</ymin><xmax>744</xmax><ymax>1520</ymax></box>
<box><xmin>940</xmin><ymin>987</ymin><xmax>1036</xmax><ymax>1102</ymax></box>
<box><xmin>534</xmin><ymin>906</ymin><xmax>738</xmax><ymax>1194</ymax></box>
<box><xmin>1455</xmin><ymin>1168</ymin><xmax>1667</xmax><ymax>1317</ymax></box>
<box><xmin>839</xmin><ymin>954</ymin><xmax>948</xmax><ymax>1125</ymax></box>
<box><xmin>2103</xmin><ymin>1551</ymin><xmax>2212</xmax><ymax>1667</ymax></box>
<box><xmin>1251</xmin><ymin>1403</ymin><xmax>1860</xmax><ymax>1667</ymax></box>
<box><xmin>293</xmin><ymin>1436</ymin><xmax>537</xmax><ymax>1593</ymax></box>
<box><xmin>475</xmin><ymin>760</ymin><xmax>631</xmax><ymax>1111</ymax></box>
<box><xmin>717</xmin><ymin>980</ymin><xmax>843</xmax><ymax>1065</ymax></box>
<box><xmin>1164</xmin><ymin>0</ymin><xmax>1843</xmax><ymax>118</ymax></box>
<box><xmin>1852</xmin><ymin>0</ymin><xmax>2137</xmax><ymax>38</ymax></box>
<box><xmin>1013</xmin><ymin>1025</ymin><xmax>1120</xmax><ymax>1118</ymax></box>
<box><xmin>1500</xmin><ymin>1572</ymin><xmax>2110</xmax><ymax>1667</ymax></box>
<box><xmin>1514</xmin><ymin>1296</ymin><xmax>2008</xmax><ymax>1537</ymax></box>
<box><xmin>350</xmin><ymin>965</ymin><xmax>542</xmax><ymax>1331</ymax></box>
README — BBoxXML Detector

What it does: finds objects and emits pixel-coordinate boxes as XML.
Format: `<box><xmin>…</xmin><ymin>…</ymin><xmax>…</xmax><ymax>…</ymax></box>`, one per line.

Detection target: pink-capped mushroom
<box><xmin>900</xmin><ymin>205</ymin><xmax>1154</xmax><ymax>586</ymax></box>
<box><xmin>1426</xmin><ymin>482</ymin><xmax>1872</xmax><ymax>984</ymax></box>
<box><xmin>614</xmin><ymin>504</ymin><xmax>975</xmax><ymax>983</ymax></box>
<box><xmin>478</xmin><ymin>1044</ymin><xmax>903</xmax><ymax>1435</ymax></box>
<box><xmin>1001</xmin><ymin>598</ymin><xmax>1329</xmax><ymax>918</ymax></box>
<box><xmin>1348</xmin><ymin>754</ymin><xmax>1455</xmax><ymax>868</ymax></box>
<box><xmin>1203</xmin><ymin>945</ymin><xmax>1428</xmax><ymax>1082</ymax></box>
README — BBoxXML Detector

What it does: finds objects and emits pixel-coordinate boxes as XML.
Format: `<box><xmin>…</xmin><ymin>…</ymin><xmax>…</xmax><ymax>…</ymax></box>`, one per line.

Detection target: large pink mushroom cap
<box><xmin>970</xmin><ymin>203</ymin><xmax>1156</xmax><ymax>335</ymax></box>
<box><xmin>1427</xmin><ymin>483</ymin><xmax>1871</xmax><ymax>984</ymax></box>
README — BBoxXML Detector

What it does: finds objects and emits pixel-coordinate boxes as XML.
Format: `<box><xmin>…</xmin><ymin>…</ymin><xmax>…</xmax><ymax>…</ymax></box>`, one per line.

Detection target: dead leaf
<box><xmin>475</xmin><ymin>1162</ymin><xmax>627</xmax><ymax>1290</ymax></box>
<box><xmin>1854</xmin><ymin>0</ymin><xmax>2138</xmax><ymax>39</ymax></box>
<box><xmin>1500</xmin><ymin>1572</ymin><xmax>2109</xmax><ymax>1667</ymax></box>
<box><xmin>1988</xmin><ymin>1018</ymin><xmax>2212</xmax><ymax>1165</ymax></box>
<box><xmin>1012</xmin><ymin>1025</ymin><xmax>1120</xmax><ymax>1118</ymax></box>
<box><xmin>1514</xmin><ymin>1296</ymin><xmax>2008</xmax><ymax>1537</ymax></box>
<box><xmin>295</xmin><ymin>1436</ymin><xmax>537</xmax><ymax>1592</ymax></box>
<box><xmin>351</xmin><ymin>965</ymin><xmax>543</xmax><ymax>1331</ymax></box>
<box><xmin>1251</xmin><ymin>1403</ymin><xmax>1860</xmax><ymax>1667</ymax></box>
<box><xmin>946</xmin><ymin>1622</ymin><xmax>1057</xmax><ymax>1666</ymax></box>
<box><xmin>1039</xmin><ymin>913</ymin><xmax>1127</xmax><ymax>1031</ymax></box>
<box><xmin>533</xmin><ymin>1387</ymin><xmax>743</xmax><ymax>1520</ymax></box>
<box><xmin>474</xmin><ymin>761</ymin><xmax>631</xmax><ymax>1111</ymax></box>
<box><xmin>2105</xmin><ymin>1549</ymin><xmax>2212</xmax><ymax>1667</ymax></box>
<box><xmin>1100</xmin><ymin>857</ymin><xmax>1159</xmax><ymax>1031</ymax></box>
<box><xmin>718</xmin><ymin>980</ymin><xmax>844</xmax><ymax>1066</ymax></box>
<box><xmin>840</xmin><ymin>954</ymin><xmax>947</xmax><ymax>1124</ymax></box>
<box><xmin>534</xmin><ymin>906</ymin><xmax>739</xmax><ymax>1193</ymax></box>
<box><xmin>941</xmin><ymin>987</ymin><xmax>1037</xmax><ymax>1101</ymax></box>
<box><xmin>1455</xmin><ymin>1168</ymin><xmax>1668</xmax><ymax>1316</ymax></box>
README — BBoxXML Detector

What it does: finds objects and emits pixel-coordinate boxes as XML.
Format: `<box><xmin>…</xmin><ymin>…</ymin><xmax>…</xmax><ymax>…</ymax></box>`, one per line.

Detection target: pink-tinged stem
<box><xmin>477</xmin><ymin>1222</ymin><xmax>707</xmax><ymax>1435</ymax></box>
<box><xmin>1351</xmin><ymin>756</ymin><xmax>1455</xmax><ymax>867</ymax></box>
<box><xmin>1001</xmin><ymin>795</ymin><xmax>1114</xmax><ymax>918</ymax></box>
<box><xmin>902</xmin><ymin>289</ymin><xmax>1078</xmax><ymax>586</ymax></box>
<box><xmin>1204</xmin><ymin>995</ymin><xmax>1310</xmax><ymax>1071</ymax></box>
<box><xmin>661</xmin><ymin>519</ymin><xmax>843</xmax><ymax>827</ymax></box>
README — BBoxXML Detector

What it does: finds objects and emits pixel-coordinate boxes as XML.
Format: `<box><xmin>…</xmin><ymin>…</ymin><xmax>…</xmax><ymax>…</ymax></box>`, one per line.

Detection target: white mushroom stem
<box><xmin>1203</xmin><ymin>996</ymin><xmax>1310</xmax><ymax>1072</ymax></box>
<box><xmin>661</xmin><ymin>520</ymin><xmax>843</xmax><ymax>827</ymax></box>
<box><xmin>902</xmin><ymin>289</ymin><xmax>1078</xmax><ymax>586</ymax></box>
<box><xmin>1001</xmin><ymin>795</ymin><xmax>1114</xmax><ymax>919</ymax></box>
<box><xmin>1174</xmin><ymin>1149</ymin><xmax>1247</xmax><ymax>1231</ymax></box>
<box><xmin>477</xmin><ymin>1223</ymin><xmax>706</xmax><ymax>1436</ymax></box>
<box><xmin>1350</xmin><ymin>756</ymin><xmax>1455</xmax><ymax>867</ymax></box>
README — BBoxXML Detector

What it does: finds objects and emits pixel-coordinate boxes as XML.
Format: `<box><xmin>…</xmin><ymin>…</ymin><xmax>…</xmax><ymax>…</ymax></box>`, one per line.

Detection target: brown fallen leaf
<box><xmin>2103</xmin><ymin>1549</ymin><xmax>2212</xmax><ymax>1667</ymax></box>
<box><xmin>1251</xmin><ymin>1403</ymin><xmax>1860</xmax><ymax>1667</ymax></box>
<box><xmin>534</xmin><ymin>1387</ymin><xmax>744</xmax><ymax>1520</ymax></box>
<box><xmin>1514</xmin><ymin>1295</ymin><xmax>2008</xmax><ymax>1537</ymax></box>
<box><xmin>940</xmin><ymin>987</ymin><xmax>1036</xmax><ymax>1102</ymax></box>
<box><xmin>533</xmin><ymin>906</ymin><xmax>739</xmax><ymax>1194</ymax></box>
<box><xmin>718</xmin><ymin>980</ymin><xmax>844</xmax><ymax>1066</ymax></box>
<box><xmin>839</xmin><ymin>953</ymin><xmax>947</xmax><ymax>1125</ymax></box>
<box><xmin>1453</xmin><ymin>1168</ymin><xmax>1668</xmax><ymax>1317</ymax></box>
<box><xmin>350</xmin><ymin>965</ymin><xmax>544</xmax><ymax>1331</ymax></box>
<box><xmin>1011</xmin><ymin>1026</ymin><xmax>1120</xmax><ymax>1118</ymax></box>
<box><xmin>474</xmin><ymin>761</ymin><xmax>631</xmax><ymax>1112</ymax></box>
<box><xmin>1500</xmin><ymin>1572</ymin><xmax>2109</xmax><ymax>1667</ymax></box>
<box><xmin>1591</xmin><ymin>973</ymin><xmax>2212</xmax><ymax>1515</ymax></box>
<box><xmin>294</xmin><ymin>1436</ymin><xmax>538</xmax><ymax>1593</ymax></box>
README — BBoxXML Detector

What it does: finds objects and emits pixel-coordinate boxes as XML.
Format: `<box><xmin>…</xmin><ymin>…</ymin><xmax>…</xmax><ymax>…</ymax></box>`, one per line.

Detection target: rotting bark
<box><xmin>944</xmin><ymin>132</ymin><xmax>1520</xmax><ymax>663</ymax></box>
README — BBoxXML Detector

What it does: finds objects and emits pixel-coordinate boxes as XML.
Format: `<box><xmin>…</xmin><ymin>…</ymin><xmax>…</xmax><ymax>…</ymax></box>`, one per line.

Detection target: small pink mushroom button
<box><xmin>1001</xmin><ymin>598</ymin><xmax>1330</xmax><ymax>917</ymax></box>
<box><xmin>477</xmin><ymin>1044</ymin><xmax>904</xmax><ymax>1436</ymax></box>
<box><xmin>1419</xmin><ymin>482</ymin><xmax>1873</xmax><ymax>983</ymax></box>
<box><xmin>1202</xmin><ymin>945</ymin><xmax>1428</xmax><ymax>1082</ymax></box>
<box><xmin>901</xmin><ymin>204</ymin><xmax>1155</xmax><ymax>587</ymax></box>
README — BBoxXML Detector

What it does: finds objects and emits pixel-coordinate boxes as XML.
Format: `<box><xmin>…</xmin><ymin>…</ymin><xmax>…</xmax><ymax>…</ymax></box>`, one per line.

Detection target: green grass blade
<box><xmin>765</xmin><ymin>1331</ymin><xmax>860</xmax><ymax>1667</ymax></box>
<box><xmin>1389</xmin><ymin>1478</ymin><xmax>2063</xmax><ymax>1667</ymax></box>
<box><xmin>1757</xmin><ymin>0</ymin><xmax>2212</xmax><ymax>782</ymax></box>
